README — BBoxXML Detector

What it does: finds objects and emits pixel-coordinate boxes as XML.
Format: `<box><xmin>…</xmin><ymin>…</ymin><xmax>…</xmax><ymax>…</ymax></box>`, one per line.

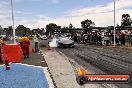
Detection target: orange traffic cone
<box><xmin>48</xmin><ymin>42</ymin><xmax>51</xmax><ymax>50</ymax></box>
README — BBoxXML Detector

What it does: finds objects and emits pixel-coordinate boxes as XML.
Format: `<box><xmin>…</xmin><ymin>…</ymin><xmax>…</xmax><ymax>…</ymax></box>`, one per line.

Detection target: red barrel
<box><xmin>2</xmin><ymin>44</ymin><xmax>21</xmax><ymax>63</ymax></box>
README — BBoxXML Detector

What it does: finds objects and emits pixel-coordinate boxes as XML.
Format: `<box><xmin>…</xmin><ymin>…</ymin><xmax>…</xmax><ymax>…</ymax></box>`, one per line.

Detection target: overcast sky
<box><xmin>0</xmin><ymin>0</ymin><xmax>132</xmax><ymax>29</ymax></box>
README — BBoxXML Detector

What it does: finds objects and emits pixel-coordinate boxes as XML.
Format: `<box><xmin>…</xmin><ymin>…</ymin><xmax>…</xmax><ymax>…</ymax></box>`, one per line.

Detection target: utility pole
<box><xmin>11</xmin><ymin>0</ymin><xmax>16</xmax><ymax>43</ymax></box>
<box><xmin>114</xmin><ymin>0</ymin><xmax>116</xmax><ymax>47</ymax></box>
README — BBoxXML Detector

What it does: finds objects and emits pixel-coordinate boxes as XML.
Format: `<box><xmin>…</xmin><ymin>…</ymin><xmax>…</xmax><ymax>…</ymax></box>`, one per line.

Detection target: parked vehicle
<box><xmin>40</xmin><ymin>35</ymin><xmax>47</xmax><ymax>40</ymax></box>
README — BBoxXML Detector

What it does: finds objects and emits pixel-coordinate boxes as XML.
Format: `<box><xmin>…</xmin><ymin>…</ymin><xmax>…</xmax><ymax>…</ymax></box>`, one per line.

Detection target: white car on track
<box><xmin>56</xmin><ymin>35</ymin><xmax>74</xmax><ymax>48</ymax></box>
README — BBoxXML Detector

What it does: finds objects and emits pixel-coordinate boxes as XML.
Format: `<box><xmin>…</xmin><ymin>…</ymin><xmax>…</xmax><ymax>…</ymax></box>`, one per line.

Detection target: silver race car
<box><xmin>56</xmin><ymin>36</ymin><xmax>74</xmax><ymax>48</ymax></box>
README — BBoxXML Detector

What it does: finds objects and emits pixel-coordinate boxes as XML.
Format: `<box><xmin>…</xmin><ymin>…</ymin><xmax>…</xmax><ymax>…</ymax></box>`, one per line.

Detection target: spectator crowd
<box><xmin>72</xmin><ymin>30</ymin><xmax>132</xmax><ymax>47</ymax></box>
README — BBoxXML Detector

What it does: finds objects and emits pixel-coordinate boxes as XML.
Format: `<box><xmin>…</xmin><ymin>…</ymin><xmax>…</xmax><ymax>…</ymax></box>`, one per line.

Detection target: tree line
<box><xmin>0</xmin><ymin>13</ymin><xmax>132</xmax><ymax>37</ymax></box>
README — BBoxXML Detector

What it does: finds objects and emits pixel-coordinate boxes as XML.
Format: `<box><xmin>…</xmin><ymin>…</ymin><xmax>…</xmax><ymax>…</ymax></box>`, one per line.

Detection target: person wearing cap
<box><xmin>0</xmin><ymin>36</ymin><xmax>5</xmax><ymax>62</ymax></box>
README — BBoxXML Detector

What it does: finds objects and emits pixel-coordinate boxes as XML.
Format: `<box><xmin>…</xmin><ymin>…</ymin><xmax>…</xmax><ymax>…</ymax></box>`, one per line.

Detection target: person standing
<box><xmin>21</xmin><ymin>34</ymin><xmax>30</xmax><ymax>58</ymax></box>
<box><xmin>33</xmin><ymin>33</ymin><xmax>39</xmax><ymax>52</ymax></box>
<box><xmin>19</xmin><ymin>36</ymin><xmax>23</xmax><ymax>49</ymax></box>
<box><xmin>0</xmin><ymin>36</ymin><xmax>5</xmax><ymax>62</ymax></box>
<box><xmin>120</xmin><ymin>32</ymin><xmax>125</xmax><ymax>46</ymax></box>
<box><xmin>128</xmin><ymin>32</ymin><xmax>132</xmax><ymax>47</ymax></box>
<box><xmin>104</xmin><ymin>32</ymin><xmax>110</xmax><ymax>46</ymax></box>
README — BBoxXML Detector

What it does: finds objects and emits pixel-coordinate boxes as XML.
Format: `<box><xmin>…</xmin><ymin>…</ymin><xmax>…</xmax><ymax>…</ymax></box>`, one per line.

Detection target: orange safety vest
<box><xmin>21</xmin><ymin>36</ymin><xmax>29</xmax><ymax>42</ymax></box>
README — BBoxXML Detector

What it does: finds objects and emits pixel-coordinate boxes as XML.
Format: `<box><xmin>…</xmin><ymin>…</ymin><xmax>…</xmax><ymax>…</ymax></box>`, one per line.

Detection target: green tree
<box><xmin>69</xmin><ymin>23</ymin><xmax>73</xmax><ymax>28</ymax></box>
<box><xmin>7</xmin><ymin>26</ymin><xmax>13</xmax><ymax>36</ymax></box>
<box><xmin>26</xmin><ymin>28</ymin><xmax>31</xmax><ymax>35</ymax></box>
<box><xmin>41</xmin><ymin>28</ymin><xmax>45</xmax><ymax>35</ymax></box>
<box><xmin>46</xmin><ymin>23</ymin><xmax>61</xmax><ymax>36</ymax></box>
<box><xmin>121</xmin><ymin>14</ymin><xmax>132</xmax><ymax>26</ymax></box>
<box><xmin>32</xmin><ymin>28</ymin><xmax>44</xmax><ymax>35</ymax></box>
<box><xmin>38</xmin><ymin>28</ymin><xmax>45</xmax><ymax>35</ymax></box>
<box><xmin>15</xmin><ymin>25</ymin><xmax>31</xmax><ymax>36</ymax></box>
<box><xmin>32</xmin><ymin>29</ymin><xmax>38</xmax><ymax>35</ymax></box>
<box><xmin>81</xmin><ymin>19</ymin><xmax>95</xmax><ymax>31</ymax></box>
<box><xmin>3</xmin><ymin>28</ymin><xmax>8</xmax><ymax>35</ymax></box>
<box><xmin>0</xmin><ymin>26</ymin><xmax>3</xmax><ymax>35</ymax></box>
<box><xmin>2</xmin><ymin>26</ymin><xmax>13</xmax><ymax>36</ymax></box>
